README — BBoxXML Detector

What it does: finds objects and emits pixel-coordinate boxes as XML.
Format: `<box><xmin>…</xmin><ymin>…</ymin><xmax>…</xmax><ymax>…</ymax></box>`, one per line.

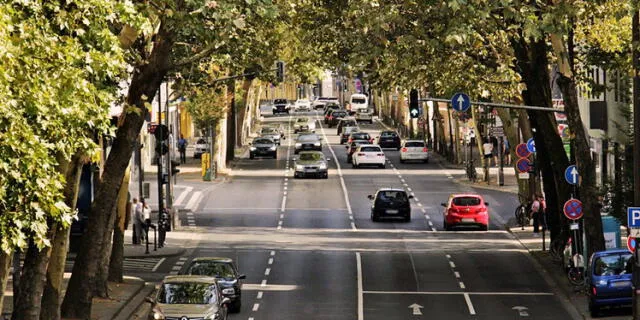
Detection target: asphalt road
<box><xmin>151</xmin><ymin>111</ymin><xmax>580</xmax><ymax>320</ymax></box>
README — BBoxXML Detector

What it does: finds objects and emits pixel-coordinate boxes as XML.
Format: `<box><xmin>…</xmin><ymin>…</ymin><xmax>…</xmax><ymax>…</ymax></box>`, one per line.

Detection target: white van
<box><xmin>349</xmin><ymin>94</ymin><xmax>368</xmax><ymax>113</ymax></box>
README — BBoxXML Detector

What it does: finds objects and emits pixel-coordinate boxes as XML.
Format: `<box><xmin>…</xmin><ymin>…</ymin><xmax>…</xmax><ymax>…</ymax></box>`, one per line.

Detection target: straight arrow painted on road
<box><xmin>408</xmin><ymin>303</ymin><xmax>424</xmax><ymax>315</ymax></box>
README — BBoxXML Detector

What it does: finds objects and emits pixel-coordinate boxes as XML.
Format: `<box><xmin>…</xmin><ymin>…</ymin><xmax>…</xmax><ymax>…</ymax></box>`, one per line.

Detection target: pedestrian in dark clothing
<box><xmin>178</xmin><ymin>135</ymin><xmax>187</xmax><ymax>164</ymax></box>
<box><xmin>530</xmin><ymin>194</ymin><xmax>546</xmax><ymax>234</ymax></box>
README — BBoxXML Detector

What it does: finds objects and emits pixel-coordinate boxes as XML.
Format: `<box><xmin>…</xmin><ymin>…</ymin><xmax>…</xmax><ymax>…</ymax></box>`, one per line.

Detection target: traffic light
<box><xmin>170</xmin><ymin>159</ymin><xmax>180</xmax><ymax>175</ymax></box>
<box><xmin>276</xmin><ymin>61</ymin><xmax>285</xmax><ymax>83</ymax></box>
<box><xmin>409</xmin><ymin>89</ymin><xmax>419</xmax><ymax>119</ymax></box>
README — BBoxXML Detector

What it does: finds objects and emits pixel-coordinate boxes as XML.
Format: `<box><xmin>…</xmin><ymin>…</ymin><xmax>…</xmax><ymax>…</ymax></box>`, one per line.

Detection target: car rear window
<box><xmin>377</xmin><ymin>191</ymin><xmax>408</xmax><ymax>202</ymax></box>
<box><xmin>352</xmin><ymin>98</ymin><xmax>366</xmax><ymax>104</ymax></box>
<box><xmin>254</xmin><ymin>139</ymin><xmax>273</xmax><ymax>144</ymax></box>
<box><xmin>352</xmin><ymin>133</ymin><xmax>370</xmax><ymax>139</ymax></box>
<box><xmin>361</xmin><ymin>146</ymin><xmax>382</xmax><ymax>152</ymax></box>
<box><xmin>262</xmin><ymin>128</ymin><xmax>276</xmax><ymax>133</ymax></box>
<box><xmin>344</xmin><ymin>127</ymin><xmax>358</xmax><ymax>133</ymax></box>
<box><xmin>297</xmin><ymin>118</ymin><xmax>308</xmax><ymax>122</ymax></box>
<box><xmin>299</xmin><ymin>153</ymin><xmax>322</xmax><ymax>161</ymax></box>
<box><xmin>594</xmin><ymin>253</ymin><xmax>633</xmax><ymax>276</ymax></box>
<box><xmin>405</xmin><ymin>142</ymin><xmax>425</xmax><ymax>147</ymax></box>
<box><xmin>298</xmin><ymin>135</ymin><xmax>319</xmax><ymax>142</ymax></box>
<box><xmin>381</xmin><ymin>132</ymin><xmax>398</xmax><ymax>137</ymax></box>
<box><xmin>452</xmin><ymin>197</ymin><xmax>481</xmax><ymax>206</ymax></box>
<box><xmin>332</xmin><ymin>111</ymin><xmax>347</xmax><ymax>117</ymax></box>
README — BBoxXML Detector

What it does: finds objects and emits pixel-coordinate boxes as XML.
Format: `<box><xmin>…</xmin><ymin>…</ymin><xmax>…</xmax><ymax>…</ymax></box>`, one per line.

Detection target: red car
<box><xmin>442</xmin><ymin>194</ymin><xmax>489</xmax><ymax>231</ymax></box>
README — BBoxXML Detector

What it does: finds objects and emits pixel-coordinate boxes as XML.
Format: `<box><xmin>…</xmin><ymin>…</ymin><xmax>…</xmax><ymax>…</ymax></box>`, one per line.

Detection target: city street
<box><xmin>134</xmin><ymin>112</ymin><xmax>582</xmax><ymax>320</ymax></box>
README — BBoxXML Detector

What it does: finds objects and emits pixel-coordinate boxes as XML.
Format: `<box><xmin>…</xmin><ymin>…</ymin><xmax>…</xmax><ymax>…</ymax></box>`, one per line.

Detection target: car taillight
<box><xmin>401</xmin><ymin>148</ymin><xmax>407</xmax><ymax>152</ymax></box>
<box><xmin>357</xmin><ymin>153</ymin><xmax>365</xmax><ymax>156</ymax></box>
<box><xmin>592</xmin><ymin>286</ymin><xmax>597</xmax><ymax>296</ymax></box>
<box><xmin>422</xmin><ymin>147</ymin><xmax>428</xmax><ymax>152</ymax></box>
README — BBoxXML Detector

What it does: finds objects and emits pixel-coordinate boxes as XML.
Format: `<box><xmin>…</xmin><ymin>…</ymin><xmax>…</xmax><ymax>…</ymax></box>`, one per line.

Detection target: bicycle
<box><xmin>567</xmin><ymin>253</ymin><xmax>586</xmax><ymax>287</ymax></box>
<box><xmin>514</xmin><ymin>193</ymin><xmax>530</xmax><ymax>230</ymax></box>
<box><xmin>464</xmin><ymin>160</ymin><xmax>477</xmax><ymax>182</ymax></box>
<box><xmin>549</xmin><ymin>236</ymin><xmax>569</xmax><ymax>265</ymax></box>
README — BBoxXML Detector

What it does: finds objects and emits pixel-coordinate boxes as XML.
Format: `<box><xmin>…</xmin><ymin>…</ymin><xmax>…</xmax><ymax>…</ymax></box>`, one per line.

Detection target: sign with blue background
<box><xmin>451</xmin><ymin>93</ymin><xmax>470</xmax><ymax>112</ymax></box>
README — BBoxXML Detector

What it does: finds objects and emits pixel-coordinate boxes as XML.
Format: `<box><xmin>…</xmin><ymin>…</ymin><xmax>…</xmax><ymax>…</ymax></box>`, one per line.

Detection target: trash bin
<box><xmin>601</xmin><ymin>215</ymin><xmax>621</xmax><ymax>249</ymax></box>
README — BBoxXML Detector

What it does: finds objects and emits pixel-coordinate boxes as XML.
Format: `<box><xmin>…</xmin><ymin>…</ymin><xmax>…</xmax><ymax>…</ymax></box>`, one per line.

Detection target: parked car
<box><xmin>181</xmin><ymin>257</ymin><xmax>246</xmax><ymax>313</ymax></box>
<box><xmin>587</xmin><ymin>249</ymin><xmax>633</xmax><ymax>317</ymax></box>
<box><xmin>346</xmin><ymin>139</ymin><xmax>371</xmax><ymax>163</ymax></box>
<box><xmin>441</xmin><ymin>194</ymin><xmax>489</xmax><ymax>231</ymax></box>
<box><xmin>400</xmin><ymin>140</ymin><xmax>429</xmax><ymax>163</ymax></box>
<box><xmin>336</xmin><ymin>118</ymin><xmax>358</xmax><ymax>135</ymax></box>
<box><xmin>194</xmin><ymin>138</ymin><xmax>208</xmax><ymax>159</ymax></box>
<box><xmin>272</xmin><ymin>98</ymin><xmax>290</xmax><ymax>115</ymax></box>
<box><xmin>355</xmin><ymin>108</ymin><xmax>374</xmax><ymax>123</ymax></box>
<box><xmin>293</xmin><ymin>151</ymin><xmax>330</xmax><ymax>179</ymax></box>
<box><xmin>260</xmin><ymin>127</ymin><xmax>282</xmax><ymax>145</ymax></box>
<box><xmin>340</xmin><ymin>126</ymin><xmax>359</xmax><ymax>144</ymax></box>
<box><xmin>352</xmin><ymin>145</ymin><xmax>386</xmax><ymax>168</ymax></box>
<box><xmin>326</xmin><ymin>109</ymin><xmax>349</xmax><ymax>127</ymax></box>
<box><xmin>368</xmin><ymin>188</ymin><xmax>412</xmax><ymax>222</ymax></box>
<box><xmin>377</xmin><ymin>130</ymin><xmax>401</xmax><ymax>150</ymax></box>
<box><xmin>348</xmin><ymin>132</ymin><xmax>374</xmax><ymax>144</ymax></box>
<box><xmin>294</xmin><ymin>99</ymin><xmax>311</xmax><ymax>112</ymax></box>
<box><xmin>249</xmin><ymin>137</ymin><xmax>277</xmax><ymax>159</ymax></box>
<box><xmin>147</xmin><ymin>275</ymin><xmax>229</xmax><ymax>320</ymax></box>
<box><xmin>294</xmin><ymin>133</ymin><xmax>322</xmax><ymax>154</ymax></box>
<box><xmin>293</xmin><ymin>117</ymin><xmax>315</xmax><ymax>133</ymax></box>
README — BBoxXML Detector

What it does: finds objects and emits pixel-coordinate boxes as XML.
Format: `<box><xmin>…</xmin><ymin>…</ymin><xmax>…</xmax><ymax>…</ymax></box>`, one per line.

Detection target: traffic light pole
<box><xmin>156</xmin><ymin>88</ymin><xmax>165</xmax><ymax>234</ymax></box>
<box><xmin>165</xmin><ymin>82</ymin><xmax>172</xmax><ymax>211</ymax></box>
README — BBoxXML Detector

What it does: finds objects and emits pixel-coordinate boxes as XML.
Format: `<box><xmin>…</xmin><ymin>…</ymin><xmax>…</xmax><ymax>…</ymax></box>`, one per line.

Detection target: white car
<box><xmin>400</xmin><ymin>140</ymin><xmax>429</xmax><ymax>163</ymax></box>
<box><xmin>294</xmin><ymin>99</ymin><xmax>311</xmax><ymax>112</ymax></box>
<box><xmin>349</xmin><ymin>93</ymin><xmax>368</xmax><ymax>113</ymax></box>
<box><xmin>293</xmin><ymin>117</ymin><xmax>316</xmax><ymax>133</ymax></box>
<box><xmin>352</xmin><ymin>145</ymin><xmax>386</xmax><ymax>168</ymax></box>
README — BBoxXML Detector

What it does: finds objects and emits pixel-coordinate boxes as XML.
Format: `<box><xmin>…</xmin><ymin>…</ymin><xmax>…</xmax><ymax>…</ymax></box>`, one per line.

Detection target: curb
<box><xmin>112</xmin><ymin>281</ymin><xmax>156</xmax><ymax>320</ymax></box>
<box><xmin>124</xmin><ymin>247</ymin><xmax>186</xmax><ymax>259</ymax></box>
<box><xmin>452</xmin><ymin>178</ymin><xmax>519</xmax><ymax>195</ymax></box>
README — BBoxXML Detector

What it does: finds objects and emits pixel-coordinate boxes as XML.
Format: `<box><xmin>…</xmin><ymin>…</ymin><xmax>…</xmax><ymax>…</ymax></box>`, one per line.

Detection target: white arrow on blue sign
<box><xmin>526</xmin><ymin>138</ymin><xmax>536</xmax><ymax>153</ymax></box>
<box><xmin>564</xmin><ymin>165</ymin><xmax>579</xmax><ymax>185</ymax></box>
<box><xmin>451</xmin><ymin>92</ymin><xmax>471</xmax><ymax>112</ymax></box>
<box><xmin>628</xmin><ymin>207</ymin><xmax>640</xmax><ymax>228</ymax></box>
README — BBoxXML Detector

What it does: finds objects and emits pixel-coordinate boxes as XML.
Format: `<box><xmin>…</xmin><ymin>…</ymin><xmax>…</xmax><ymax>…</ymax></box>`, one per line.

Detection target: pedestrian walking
<box><xmin>178</xmin><ymin>135</ymin><xmax>187</xmax><ymax>164</ymax></box>
<box><xmin>530</xmin><ymin>194</ymin><xmax>543</xmax><ymax>234</ymax></box>
<box><xmin>482</xmin><ymin>138</ymin><xmax>494</xmax><ymax>166</ymax></box>
<box><xmin>141</xmin><ymin>199</ymin><xmax>151</xmax><ymax>242</ymax></box>
<box><xmin>132</xmin><ymin>198</ymin><xmax>143</xmax><ymax>244</ymax></box>
<box><xmin>490</xmin><ymin>136</ymin><xmax>499</xmax><ymax>166</ymax></box>
<box><xmin>503</xmin><ymin>138</ymin><xmax>511</xmax><ymax>165</ymax></box>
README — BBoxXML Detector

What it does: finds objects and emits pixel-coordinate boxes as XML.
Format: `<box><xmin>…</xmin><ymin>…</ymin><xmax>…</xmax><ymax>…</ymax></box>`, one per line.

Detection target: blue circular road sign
<box><xmin>564</xmin><ymin>165</ymin><xmax>579</xmax><ymax>185</ymax></box>
<box><xmin>563</xmin><ymin>199</ymin><xmax>583</xmax><ymax>220</ymax></box>
<box><xmin>516</xmin><ymin>158</ymin><xmax>532</xmax><ymax>173</ymax></box>
<box><xmin>451</xmin><ymin>92</ymin><xmax>471</xmax><ymax>112</ymax></box>
<box><xmin>526</xmin><ymin>138</ymin><xmax>536</xmax><ymax>153</ymax></box>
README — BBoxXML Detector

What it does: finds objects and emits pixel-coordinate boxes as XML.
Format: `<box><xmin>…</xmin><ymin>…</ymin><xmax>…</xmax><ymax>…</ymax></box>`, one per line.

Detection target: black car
<box><xmin>346</xmin><ymin>139</ymin><xmax>370</xmax><ymax>163</ymax></box>
<box><xmin>349</xmin><ymin>132</ymin><xmax>373</xmax><ymax>144</ymax></box>
<box><xmin>322</xmin><ymin>102</ymin><xmax>341</xmax><ymax>113</ymax></box>
<box><xmin>294</xmin><ymin>133</ymin><xmax>322</xmax><ymax>154</ymax></box>
<box><xmin>337</xmin><ymin>118</ymin><xmax>358</xmax><ymax>135</ymax></box>
<box><xmin>272</xmin><ymin>98</ymin><xmax>289</xmax><ymax>115</ymax></box>
<box><xmin>182</xmin><ymin>257</ymin><xmax>246</xmax><ymax>313</ymax></box>
<box><xmin>323</xmin><ymin>106</ymin><xmax>340</xmax><ymax>124</ymax></box>
<box><xmin>340</xmin><ymin>126</ymin><xmax>359</xmax><ymax>144</ymax></box>
<box><xmin>327</xmin><ymin>109</ymin><xmax>349</xmax><ymax>127</ymax></box>
<box><xmin>377</xmin><ymin>130</ymin><xmax>401</xmax><ymax>149</ymax></box>
<box><xmin>249</xmin><ymin>137</ymin><xmax>277</xmax><ymax>159</ymax></box>
<box><xmin>368</xmin><ymin>188</ymin><xmax>413</xmax><ymax>222</ymax></box>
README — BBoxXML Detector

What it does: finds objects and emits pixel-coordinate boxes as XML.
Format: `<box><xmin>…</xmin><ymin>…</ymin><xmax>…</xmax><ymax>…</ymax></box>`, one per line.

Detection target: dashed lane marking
<box><xmin>265</xmin><ymin>268</ymin><xmax>271</xmax><ymax>276</ymax></box>
<box><xmin>261</xmin><ymin>279</ymin><xmax>267</xmax><ymax>287</ymax></box>
<box><xmin>459</xmin><ymin>282</ymin><xmax>466</xmax><ymax>289</ymax></box>
<box><xmin>252</xmin><ymin>303</ymin><xmax>260</xmax><ymax>311</ymax></box>
<box><xmin>449</xmin><ymin>261</ymin><xmax>456</xmax><ymax>268</ymax></box>
<box><xmin>268</xmin><ymin>258</ymin><xmax>274</xmax><ymax>265</ymax></box>
<box><xmin>257</xmin><ymin>292</ymin><xmax>263</xmax><ymax>299</ymax></box>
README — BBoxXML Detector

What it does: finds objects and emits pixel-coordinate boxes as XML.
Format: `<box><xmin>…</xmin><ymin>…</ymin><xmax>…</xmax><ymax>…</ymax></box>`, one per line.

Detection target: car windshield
<box><xmin>157</xmin><ymin>282</ymin><xmax>218</xmax><ymax>304</ymax></box>
<box><xmin>594</xmin><ymin>253</ymin><xmax>633</xmax><ymax>276</ymax></box>
<box><xmin>261</xmin><ymin>128</ymin><xmax>276</xmax><ymax>134</ymax></box>
<box><xmin>299</xmin><ymin>153</ymin><xmax>322</xmax><ymax>161</ymax></box>
<box><xmin>352</xmin><ymin>133</ymin><xmax>370</xmax><ymax>139</ymax></box>
<box><xmin>360</xmin><ymin>146</ymin><xmax>381</xmax><ymax>152</ymax></box>
<box><xmin>186</xmin><ymin>261</ymin><xmax>236</xmax><ymax>279</ymax></box>
<box><xmin>298</xmin><ymin>135</ymin><xmax>319</xmax><ymax>142</ymax></box>
<box><xmin>381</xmin><ymin>132</ymin><xmax>397</xmax><ymax>137</ymax></box>
<box><xmin>377</xmin><ymin>191</ymin><xmax>408</xmax><ymax>202</ymax></box>
<box><xmin>452</xmin><ymin>197</ymin><xmax>482</xmax><ymax>206</ymax></box>
<box><xmin>352</xmin><ymin>98</ymin><xmax>366</xmax><ymax>104</ymax></box>
<box><xmin>274</xmin><ymin>99</ymin><xmax>287</xmax><ymax>104</ymax></box>
<box><xmin>332</xmin><ymin>111</ymin><xmax>347</xmax><ymax>117</ymax></box>
<box><xmin>405</xmin><ymin>142</ymin><xmax>425</xmax><ymax>147</ymax></box>
<box><xmin>254</xmin><ymin>139</ymin><xmax>273</xmax><ymax>144</ymax></box>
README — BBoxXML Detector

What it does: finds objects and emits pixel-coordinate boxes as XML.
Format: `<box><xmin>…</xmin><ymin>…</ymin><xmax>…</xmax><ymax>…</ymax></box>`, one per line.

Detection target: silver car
<box><xmin>294</xmin><ymin>133</ymin><xmax>322</xmax><ymax>154</ymax></box>
<box><xmin>260</xmin><ymin>127</ymin><xmax>281</xmax><ymax>145</ymax></box>
<box><xmin>293</xmin><ymin>117</ymin><xmax>316</xmax><ymax>133</ymax></box>
<box><xmin>147</xmin><ymin>275</ymin><xmax>229</xmax><ymax>320</ymax></box>
<box><xmin>294</xmin><ymin>151</ymin><xmax>330</xmax><ymax>179</ymax></box>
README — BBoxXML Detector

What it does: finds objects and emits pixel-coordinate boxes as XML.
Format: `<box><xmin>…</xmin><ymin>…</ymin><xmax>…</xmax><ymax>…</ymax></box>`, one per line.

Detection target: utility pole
<box><xmin>156</xmin><ymin>87</ymin><xmax>164</xmax><ymax>229</ymax></box>
<box><xmin>632</xmin><ymin>9</ymin><xmax>640</xmax><ymax>320</ymax></box>
<box><xmin>165</xmin><ymin>82</ymin><xmax>172</xmax><ymax>211</ymax></box>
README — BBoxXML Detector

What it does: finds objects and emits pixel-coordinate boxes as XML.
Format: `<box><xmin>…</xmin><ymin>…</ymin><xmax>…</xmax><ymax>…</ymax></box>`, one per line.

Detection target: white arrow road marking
<box><xmin>512</xmin><ymin>306</ymin><xmax>529</xmax><ymax>317</ymax></box>
<box><xmin>408</xmin><ymin>303</ymin><xmax>424</xmax><ymax>315</ymax></box>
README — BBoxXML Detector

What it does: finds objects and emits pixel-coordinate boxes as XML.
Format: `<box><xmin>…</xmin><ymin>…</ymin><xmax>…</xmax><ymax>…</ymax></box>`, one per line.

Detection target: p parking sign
<box><xmin>627</xmin><ymin>207</ymin><xmax>640</xmax><ymax>228</ymax></box>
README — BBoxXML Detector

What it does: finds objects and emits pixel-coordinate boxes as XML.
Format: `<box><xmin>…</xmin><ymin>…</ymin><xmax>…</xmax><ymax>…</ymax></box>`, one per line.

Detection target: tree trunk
<box><xmin>41</xmin><ymin>153</ymin><xmax>84</xmax><ymax>320</ymax></box>
<box><xmin>108</xmin><ymin>168</ymin><xmax>132</xmax><ymax>283</ymax></box>
<box><xmin>12</xmin><ymin>234</ymin><xmax>55</xmax><ymax>320</ymax></box>
<box><xmin>236</xmin><ymin>78</ymin><xmax>252</xmax><ymax>147</ymax></box>
<box><xmin>226</xmin><ymin>80</ymin><xmax>236</xmax><ymax>162</ymax></box>
<box><xmin>511</xmin><ymin>35</ymin><xmax>572</xmax><ymax>243</ymax></box>
<box><xmin>61</xmin><ymin>23</ymin><xmax>175</xmax><ymax>318</ymax></box>
<box><xmin>0</xmin><ymin>249</ymin><xmax>12</xmax><ymax>312</ymax></box>
<box><xmin>95</xmin><ymin>203</ymin><xmax>117</xmax><ymax>298</ymax></box>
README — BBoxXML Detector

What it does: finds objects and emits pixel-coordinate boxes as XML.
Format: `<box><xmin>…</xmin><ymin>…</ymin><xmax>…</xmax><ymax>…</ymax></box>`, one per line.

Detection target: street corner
<box><xmin>124</xmin><ymin>243</ymin><xmax>186</xmax><ymax>259</ymax></box>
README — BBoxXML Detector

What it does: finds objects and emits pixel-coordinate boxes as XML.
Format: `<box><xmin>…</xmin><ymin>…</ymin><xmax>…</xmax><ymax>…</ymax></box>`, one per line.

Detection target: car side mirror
<box><xmin>485</xmin><ymin>202</ymin><xmax>489</xmax><ymax>206</ymax></box>
<box><xmin>441</xmin><ymin>202</ymin><xmax>447</xmax><ymax>207</ymax></box>
<box><xmin>367</xmin><ymin>195</ymin><xmax>374</xmax><ymax>200</ymax></box>
<box><xmin>222</xmin><ymin>297</ymin><xmax>231</xmax><ymax>305</ymax></box>
<box><xmin>408</xmin><ymin>195</ymin><xmax>414</xmax><ymax>199</ymax></box>
<box><xmin>238</xmin><ymin>274</ymin><xmax>246</xmax><ymax>280</ymax></box>
<box><xmin>145</xmin><ymin>297</ymin><xmax>156</xmax><ymax>305</ymax></box>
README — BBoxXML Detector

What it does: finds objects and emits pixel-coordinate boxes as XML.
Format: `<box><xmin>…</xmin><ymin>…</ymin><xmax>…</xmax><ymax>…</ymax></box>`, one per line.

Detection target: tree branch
<box><xmin>172</xmin><ymin>43</ymin><xmax>218</xmax><ymax>68</ymax></box>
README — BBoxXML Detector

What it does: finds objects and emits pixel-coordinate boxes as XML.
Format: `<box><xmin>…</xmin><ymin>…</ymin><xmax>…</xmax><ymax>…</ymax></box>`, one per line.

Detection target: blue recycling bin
<box><xmin>601</xmin><ymin>215</ymin><xmax>621</xmax><ymax>249</ymax></box>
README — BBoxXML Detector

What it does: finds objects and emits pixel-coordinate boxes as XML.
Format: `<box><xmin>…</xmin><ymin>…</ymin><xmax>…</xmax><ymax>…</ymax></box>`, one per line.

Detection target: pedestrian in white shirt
<box><xmin>482</xmin><ymin>138</ymin><xmax>494</xmax><ymax>166</ymax></box>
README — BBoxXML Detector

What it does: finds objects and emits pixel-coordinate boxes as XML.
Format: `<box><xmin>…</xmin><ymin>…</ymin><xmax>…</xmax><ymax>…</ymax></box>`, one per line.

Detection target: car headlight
<box><xmin>250</xmin><ymin>147</ymin><xmax>256</xmax><ymax>151</ymax></box>
<box><xmin>222</xmin><ymin>288</ymin><xmax>235</xmax><ymax>295</ymax></box>
<box><xmin>295</xmin><ymin>143</ymin><xmax>301</xmax><ymax>148</ymax></box>
<box><xmin>296</xmin><ymin>164</ymin><xmax>305</xmax><ymax>170</ymax></box>
<box><xmin>153</xmin><ymin>311</ymin><xmax>165</xmax><ymax>320</ymax></box>
<box><xmin>319</xmin><ymin>163</ymin><xmax>327</xmax><ymax>169</ymax></box>
<box><xmin>269</xmin><ymin>146</ymin><xmax>277</xmax><ymax>151</ymax></box>
<box><xmin>314</xmin><ymin>142</ymin><xmax>321</xmax><ymax>146</ymax></box>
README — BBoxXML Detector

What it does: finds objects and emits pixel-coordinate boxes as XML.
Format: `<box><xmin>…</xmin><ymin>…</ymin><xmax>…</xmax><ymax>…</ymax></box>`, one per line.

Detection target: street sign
<box><xmin>516</xmin><ymin>143</ymin><xmax>531</xmax><ymax>158</ymax></box>
<box><xmin>564</xmin><ymin>165</ymin><xmax>579</xmax><ymax>185</ymax></box>
<box><xmin>516</xmin><ymin>158</ymin><xmax>532</xmax><ymax>173</ymax></box>
<box><xmin>451</xmin><ymin>92</ymin><xmax>471</xmax><ymax>112</ymax></box>
<box><xmin>570</xmin><ymin>222</ymin><xmax>579</xmax><ymax>230</ymax></box>
<box><xmin>563</xmin><ymin>199</ymin><xmax>584</xmax><ymax>220</ymax></box>
<box><xmin>628</xmin><ymin>236</ymin><xmax>637</xmax><ymax>253</ymax></box>
<box><xmin>518</xmin><ymin>173</ymin><xmax>530</xmax><ymax>179</ymax></box>
<box><xmin>627</xmin><ymin>207</ymin><xmax>640</xmax><ymax>228</ymax></box>
<box><xmin>526</xmin><ymin>138</ymin><xmax>536</xmax><ymax>153</ymax></box>
<box><xmin>410</xmin><ymin>109</ymin><xmax>419</xmax><ymax>118</ymax></box>
<box><xmin>489</xmin><ymin>127</ymin><xmax>505</xmax><ymax>137</ymax></box>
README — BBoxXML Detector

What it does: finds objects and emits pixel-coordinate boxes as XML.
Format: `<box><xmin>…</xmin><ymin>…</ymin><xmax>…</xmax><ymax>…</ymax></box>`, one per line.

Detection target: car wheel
<box><xmin>400</xmin><ymin>159</ymin><xmax>405</xmax><ymax>163</ymax></box>
<box><xmin>294</xmin><ymin>172</ymin><xmax>299</xmax><ymax>178</ymax></box>
<box><xmin>273</xmin><ymin>153</ymin><xmax>278</xmax><ymax>159</ymax></box>
<box><xmin>352</xmin><ymin>162</ymin><xmax>357</xmax><ymax>168</ymax></box>
<box><xmin>396</xmin><ymin>146</ymin><xmax>401</xmax><ymax>151</ymax></box>
<box><xmin>589</xmin><ymin>302</ymin><xmax>599</xmax><ymax>318</ymax></box>
<box><xmin>424</xmin><ymin>158</ymin><xmax>429</xmax><ymax>163</ymax></box>
<box><xmin>249</xmin><ymin>153</ymin><xmax>255</xmax><ymax>160</ymax></box>
<box><xmin>481</xmin><ymin>225</ymin><xmax>488</xmax><ymax>231</ymax></box>
<box><xmin>404</xmin><ymin>215</ymin><xmax>411</xmax><ymax>223</ymax></box>
<box><xmin>323</xmin><ymin>173</ymin><xmax>328</xmax><ymax>179</ymax></box>
<box><xmin>380</xmin><ymin>163</ymin><xmax>386</xmax><ymax>169</ymax></box>
<box><xmin>371</xmin><ymin>212</ymin><xmax>379</xmax><ymax>222</ymax></box>
<box><xmin>444</xmin><ymin>222</ymin><xmax>450</xmax><ymax>231</ymax></box>
<box><xmin>347</xmin><ymin>157</ymin><xmax>352</xmax><ymax>163</ymax></box>
<box><xmin>229</xmin><ymin>300</ymin><xmax>242</xmax><ymax>313</ymax></box>
<box><xmin>369</xmin><ymin>120</ymin><xmax>373</xmax><ymax>124</ymax></box>
<box><xmin>294</xmin><ymin>150</ymin><xmax>299</xmax><ymax>155</ymax></box>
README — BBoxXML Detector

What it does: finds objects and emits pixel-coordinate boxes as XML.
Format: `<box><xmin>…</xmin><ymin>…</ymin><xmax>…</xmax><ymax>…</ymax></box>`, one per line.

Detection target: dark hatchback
<box><xmin>377</xmin><ymin>131</ymin><xmax>401</xmax><ymax>149</ymax></box>
<box><xmin>587</xmin><ymin>249</ymin><xmax>633</xmax><ymax>317</ymax></box>
<box><xmin>249</xmin><ymin>137</ymin><xmax>277</xmax><ymax>159</ymax></box>
<box><xmin>327</xmin><ymin>109</ymin><xmax>349</xmax><ymax>127</ymax></box>
<box><xmin>346</xmin><ymin>139</ymin><xmax>370</xmax><ymax>163</ymax></box>
<box><xmin>368</xmin><ymin>188</ymin><xmax>413</xmax><ymax>222</ymax></box>
<box><xmin>182</xmin><ymin>257</ymin><xmax>246</xmax><ymax>313</ymax></box>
